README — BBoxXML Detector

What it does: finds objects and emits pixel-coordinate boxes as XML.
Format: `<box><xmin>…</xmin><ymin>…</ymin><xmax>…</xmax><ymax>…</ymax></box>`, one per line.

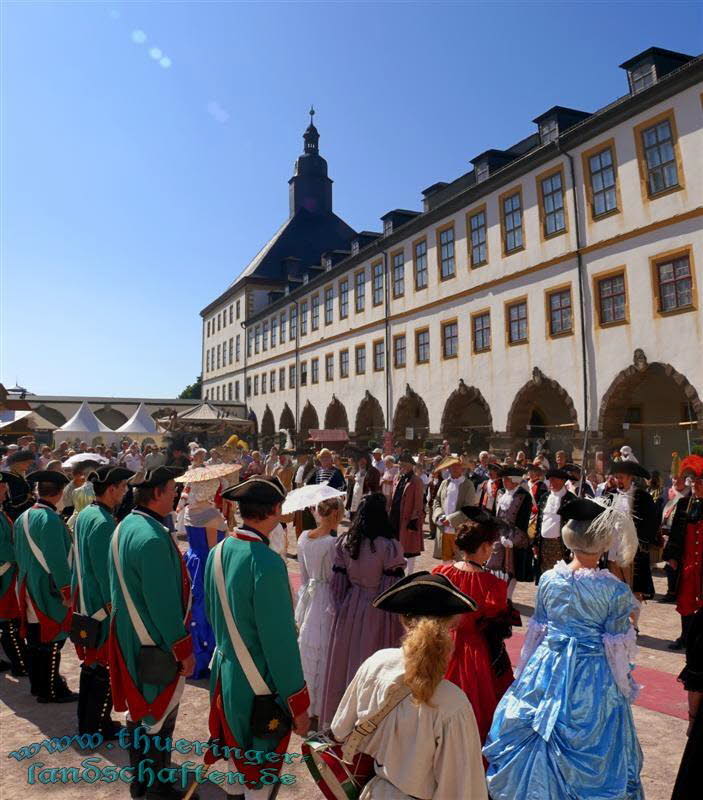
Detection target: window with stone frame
<box><xmin>355</xmin><ymin>270</ymin><xmax>366</xmax><ymax>312</ymax></box>
<box><xmin>656</xmin><ymin>254</ymin><xmax>693</xmax><ymax>313</ymax></box>
<box><xmin>373</xmin><ymin>340</ymin><xmax>385</xmax><ymax>371</ymax></box>
<box><xmin>372</xmin><ymin>262</ymin><xmax>384</xmax><ymax>306</ymax></box>
<box><xmin>414</xmin><ymin>239</ymin><xmax>428</xmax><ymax>289</ymax></box>
<box><xmin>339</xmin><ymin>278</ymin><xmax>349</xmax><ymax>318</ymax></box>
<box><xmin>392</xmin><ymin>251</ymin><xmax>405</xmax><ymax>298</ymax></box>
<box><xmin>502</xmin><ymin>191</ymin><xmax>523</xmax><ymax>253</ymax></box>
<box><xmin>540</xmin><ymin>171</ymin><xmax>566</xmax><ymax>236</ymax></box>
<box><xmin>340</xmin><ymin>349</ymin><xmax>349</xmax><ymax>378</ymax></box>
<box><xmin>641</xmin><ymin>118</ymin><xmax>679</xmax><ymax>196</ymax></box>
<box><xmin>472</xmin><ymin>312</ymin><xmax>491</xmax><ymax>352</ymax></box>
<box><xmin>597</xmin><ymin>273</ymin><xmax>627</xmax><ymax>324</ymax></box>
<box><xmin>324</xmin><ymin>287</ymin><xmax>334</xmax><ymax>325</ymax></box>
<box><xmin>393</xmin><ymin>334</ymin><xmax>406</xmax><ymax>367</ymax></box>
<box><xmin>355</xmin><ymin>344</ymin><xmax>366</xmax><ymax>374</ymax></box>
<box><xmin>415</xmin><ymin>329</ymin><xmax>430</xmax><ymax>363</ymax></box>
<box><xmin>441</xmin><ymin>321</ymin><xmax>458</xmax><ymax>358</ymax></box>
<box><xmin>438</xmin><ymin>226</ymin><xmax>455</xmax><ymax>280</ymax></box>
<box><xmin>507</xmin><ymin>300</ymin><xmax>528</xmax><ymax>343</ymax></box>
<box><xmin>325</xmin><ymin>354</ymin><xmax>334</xmax><ymax>381</ymax></box>
<box><xmin>469</xmin><ymin>209</ymin><xmax>488</xmax><ymax>267</ymax></box>
<box><xmin>588</xmin><ymin>147</ymin><xmax>618</xmax><ymax>217</ymax></box>
<box><xmin>548</xmin><ymin>288</ymin><xmax>573</xmax><ymax>335</ymax></box>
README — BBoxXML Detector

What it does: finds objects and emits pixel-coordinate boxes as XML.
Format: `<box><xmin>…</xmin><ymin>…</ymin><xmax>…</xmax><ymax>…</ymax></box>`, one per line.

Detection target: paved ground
<box><xmin>0</xmin><ymin>532</ymin><xmax>687</xmax><ymax>800</ymax></box>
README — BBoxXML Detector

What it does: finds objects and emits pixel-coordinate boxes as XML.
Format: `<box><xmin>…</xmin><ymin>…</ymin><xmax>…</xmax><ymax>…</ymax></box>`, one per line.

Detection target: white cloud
<box><xmin>159</xmin><ymin>57</ymin><xmax>172</xmax><ymax>69</ymax></box>
<box><xmin>131</xmin><ymin>30</ymin><xmax>147</xmax><ymax>45</ymax></box>
<box><xmin>149</xmin><ymin>47</ymin><xmax>163</xmax><ymax>60</ymax></box>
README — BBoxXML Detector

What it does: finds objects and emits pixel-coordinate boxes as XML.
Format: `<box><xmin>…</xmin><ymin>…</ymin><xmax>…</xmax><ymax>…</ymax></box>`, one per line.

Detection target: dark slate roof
<box><xmin>226</xmin><ymin>207</ymin><xmax>355</xmax><ymax>286</ymax></box>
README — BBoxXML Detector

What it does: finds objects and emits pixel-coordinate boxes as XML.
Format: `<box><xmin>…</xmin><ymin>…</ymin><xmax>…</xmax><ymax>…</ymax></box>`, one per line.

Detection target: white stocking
<box><xmin>507</xmin><ymin>579</ymin><xmax>517</xmax><ymax>600</ymax></box>
<box><xmin>405</xmin><ymin>557</ymin><xmax>416</xmax><ymax>575</ymax></box>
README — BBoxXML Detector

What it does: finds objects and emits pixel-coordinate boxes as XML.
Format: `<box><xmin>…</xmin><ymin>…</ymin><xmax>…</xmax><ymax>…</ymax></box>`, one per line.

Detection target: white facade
<box><xmin>201</xmin><ymin>51</ymin><xmax>703</xmax><ymax>473</ymax></box>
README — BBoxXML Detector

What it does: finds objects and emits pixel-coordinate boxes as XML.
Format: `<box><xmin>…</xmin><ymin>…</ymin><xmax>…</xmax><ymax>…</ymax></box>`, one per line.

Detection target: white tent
<box><xmin>54</xmin><ymin>400</ymin><xmax>118</xmax><ymax>445</ymax></box>
<box><xmin>115</xmin><ymin>403</ymin><xmax>164</xmax><ymax>443</ymax></box>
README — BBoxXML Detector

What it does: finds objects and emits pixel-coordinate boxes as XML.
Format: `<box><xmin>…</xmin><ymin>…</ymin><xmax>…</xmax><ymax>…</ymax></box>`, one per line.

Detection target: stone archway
<box><xmin>440</xmin><ymin>380</ymin><xmax>493</xmax><ymax>454</ymax></box>
<box><xmin>261</xmin><ymin>406</ymin><xmax>276</xmax><ymax>451</ymax></box>
<box><xmin>506</xmin><ymin>367</ymin><xmax>578</xmax><ymax>457</ymax></box>
<box><xmin>34</xmin><ymin>404</ymin><xmax>66</xmax><ymax>427</ymax></box>
<box><xmin>299</xmin><ymin>401</ymin><xmax>319</xmax><ymax>444</ymax></box>
<box><xmin>355</xmin><ymin>391</ymin><xmax>385</xmax><ymax>447</ymax></box>
<box><xmin>324</xmin><ymin>396</ymin><xmax>349</xmax><ymax>430</ymax></box>
<box><xmin>598</xmin><ymin>349</ymin><xmax>703</xmax><ymax>472</ymax></box>
<box><xmin>279</xmin><ymin>403</ymin><xmax>295</xmax><ymax>439</ymax></box>
<box><xmin>94</xmin><ymin>406</ymin><xmax>128</xmax><ymax>430</ymax></box>
<box><xmin>393</xmin><ymin>384</ymin><xmax>430</xmax><ymax>448</ymax></box>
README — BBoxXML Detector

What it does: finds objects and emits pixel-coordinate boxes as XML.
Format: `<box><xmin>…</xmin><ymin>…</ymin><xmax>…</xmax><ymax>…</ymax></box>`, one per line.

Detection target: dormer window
<box><xmin>351</xmin><ymin>240</ymin><xmax>359</xmax><ymax>255</ymax></box>
<box><xmin>629</xmin><ymin>61</ymin><xmax>655</xmax><ymax>93</ymax></box>
<box><xmin>302</xmin><ymin>274</ymin><xmax>309</xmax><ymax>285</ymax></box>
<box><xmin>539</xmin><ymin>118</ymin><xmax>559</xmax><ymax>144</ymax></box>
<box><xmin>284</xmin><ymin>285</ymin><xmax>290</xmax><ymax>296</ymax></box>
<box><xmin>475</xmin><ymin>162</ymin><xmax>489</xmax><ymax>183</ymax></box>
<box><xmin>323</xmin><ymin>256</ymin><xmax>332</xmax><ymax>271</ymax></box>
<box><xmin>383</xmin><ymin>219</ymin><xmax>393</xmax><ymax>236</ymax></box>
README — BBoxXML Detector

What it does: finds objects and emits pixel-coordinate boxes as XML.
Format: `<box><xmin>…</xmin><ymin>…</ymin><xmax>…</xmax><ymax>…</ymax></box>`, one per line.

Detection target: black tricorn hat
<box><xmin>558</xmin><ymin>497</ymin><xmax>607</xmax><ymax>522</ymax></box>
<box><xmin>545</xmin><ymin>468</ymin><xmax>571</xmax><ymax>480</ymax></box>
<box><xmin>221</xmin><ymin>475</ymin><xmax>286</xmax><ymax>505</ymax></box>
<box><xmin>460</xmin><ymin>505</ymin><xmax>497</xmax><ymax>525</ymax></box>
<box><xmin>608</xmin><ymin>460</ymin><xmax>650</xmax><ymax>480</ymax></box>
<box><xmin>373</xmin><ymin>571</ymin><xmax>478</xmax><ymax>617</ymax></box>
<box><xmin>26</xmin><ymin>470</ymin><xmax>70</xmax><ymax>488</ymax></box>
<box><xmin>88</xmin><ymin>466</ymin><xmax>135</xmax><ymax>486</ymax></box>
<box><xmin>0</xmin><ymin>470</ymin><xmax>30</xmax><ymax>491</ymax></box>
<box><xmin>7</xmin><ymin>450</ymin><xmax>35</xmax><ymax>466</ymax></box>
<box><xmin>130</xmin><ymin>466</ymin><xmax>184</xmax><ymax>488</ymax></box>
<box><xmin>500</xmin><ymin>466</ymin><xmax>526</xmax><ymax>478</ymax></box>
<box><xmin>397</xmin><ymin>450</ymin><xmax>415</xmax><ymax>465</ymax></box>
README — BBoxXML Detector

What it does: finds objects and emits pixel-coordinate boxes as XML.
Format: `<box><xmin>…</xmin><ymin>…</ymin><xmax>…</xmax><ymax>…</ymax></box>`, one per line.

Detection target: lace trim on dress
<box><xmin>515</xmin><ymin>617</ymin><xmax>547</xmax><ymax>678</ymax></box>
<box><xmin>552</xmin><ymin>560</ymin><xmax>620</xmax><ymax>582</ymax></box>
<box><xmin>603</xmin><ymin>626</ymin><xmax>641</xmax><ymax>701</ymax></box>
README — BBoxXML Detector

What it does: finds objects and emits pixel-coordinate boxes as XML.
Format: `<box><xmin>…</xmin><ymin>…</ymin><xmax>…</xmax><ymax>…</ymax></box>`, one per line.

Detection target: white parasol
<box><xmin>62</xmin><ymin>453</ymin><xmax>110</xmax><ymax>468</ymax></box>
<box><xmin>281</xmin><ymin>483</ymin><xmax>347</xmax><ymax>514</ymax></box>
<box><xmin>174</xmin><ymin>463</ymin><xmax>242</xmax><ymax>483</ymax></box>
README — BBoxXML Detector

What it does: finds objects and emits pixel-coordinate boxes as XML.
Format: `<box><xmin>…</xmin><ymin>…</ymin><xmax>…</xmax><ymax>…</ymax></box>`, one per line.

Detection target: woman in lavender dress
<box><xmin>319</xmin><ymin>492</ymin><xmax>405</xmax><ymax>725</ymax></box>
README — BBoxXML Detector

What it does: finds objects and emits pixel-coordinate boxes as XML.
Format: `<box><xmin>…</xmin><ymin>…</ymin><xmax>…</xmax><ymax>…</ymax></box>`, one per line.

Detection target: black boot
<box><xmin>144</xmin><ymin>708</ymin><xmax>198</xmax><ymax>800</ymax></box>
<box><xmin>25</xmin><ymin>623</ymin><xmax>42</xmax><ymax>695</ymax></box>
<box><xmin>0</xmin><ymin>619</ymin><xmax>29</xmax><ymax>676</ymax></box>
<box><xmin>77</xmin><ymin>663</ymin><xmax>100</xmax><ymax>734</ymax></box>
<box><xmin>95</xmin><ymin>664</ymin><xmax>122</xmax><ymax>739</ymax></box>
<box><xmin>669</xmin><ymin>614</ymin><xmax>694</xmax><ymax>650</ymax></box>
<box><xmin>37</xmin><ymin>640</ymin><xmax>78</xmax><ymax>703</ymax></box>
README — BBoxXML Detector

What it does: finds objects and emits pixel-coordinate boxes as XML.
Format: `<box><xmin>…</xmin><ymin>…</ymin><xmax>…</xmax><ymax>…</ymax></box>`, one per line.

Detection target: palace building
<box><xmin>200</xmin><ymin>47</ymin><xmax>703</xmax><ymax>473</ymax></box>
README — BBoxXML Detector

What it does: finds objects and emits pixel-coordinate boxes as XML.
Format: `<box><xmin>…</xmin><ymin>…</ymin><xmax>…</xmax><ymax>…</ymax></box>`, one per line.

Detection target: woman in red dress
<box><xmin>433</xmin><ymin>512</ymin><xmax>518</xmax><ymax>743</ymax></box>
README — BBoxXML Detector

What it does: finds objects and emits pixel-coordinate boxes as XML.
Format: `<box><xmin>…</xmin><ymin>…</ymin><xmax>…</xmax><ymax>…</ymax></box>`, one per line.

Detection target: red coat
<box><xmin>393</xmin><ymin>473</ymin><xmax>425</xmax><ymax>558</ymax></box>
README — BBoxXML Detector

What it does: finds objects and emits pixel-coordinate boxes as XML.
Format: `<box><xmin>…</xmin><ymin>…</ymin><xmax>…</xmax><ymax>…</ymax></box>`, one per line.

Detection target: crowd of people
<box><xmin>0</xmin><ymin>430</ymin><xmax>701</xmax><ymax>799</ymax></box>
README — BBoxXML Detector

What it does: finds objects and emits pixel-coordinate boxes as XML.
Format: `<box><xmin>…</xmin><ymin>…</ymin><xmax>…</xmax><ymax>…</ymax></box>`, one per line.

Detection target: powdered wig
<box><xmin>561</xmin><ymin>502</ymin><xmax>638</xmax><ymax>566</ymax></box>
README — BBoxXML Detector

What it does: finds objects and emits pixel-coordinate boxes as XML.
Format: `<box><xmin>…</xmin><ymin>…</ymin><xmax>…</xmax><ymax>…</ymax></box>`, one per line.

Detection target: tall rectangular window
<box><xmin>540</xmin><ymin>171</ymin><xmax>566</xmax><ymax>236</ymax></box>
<box><xmin>289</xmin><ymin>306</ymin><xmax>298</xmax><ymax>339</ymax></box>
<box><xmin>254</xmin><ymin>327</ymin><xmax>260</xmax><ymax>354</ymax></box>
<box><xmin>236</xmin><ymin>300</ymin><xmax>241</xmax><ymax>319</ymax></box>
<box><xmin>339</xmin><ymin>279</ymin><xmax>349</xmax><ymax>318</ymax></box>
<box><xmin>270</xmin><ymin>317</ymin><xmax>277</xmax><ymax>347</ymax></box>
<box><xmin>393</xmin><ymin>334</ymin><xmax>406</xmax><ymax>367</ymax></box>
<box><xmin>373</xmin><ymin>340</ymin><xmax>385</xmax><ymax>372</ymax></box>
<box><xmin>206</xmin><ymin>350</ymin><xmax>210</xmax><ymax>372</ymax></box>
<box><xmin>229</xmin><ymin>305</ymin><xmax>233</xmax><ymax>324</ymax></box>
<box><xmin>217</xmin><ymin>314</ymin><xmax>221</xmax><ymax>331</ymax></box>
<box><xmin>502</xmin><ymin>191</ymin><xmax>524</xmax><ymax>253</ymax></box>
<box><xmin>324</xmin><ymin>287</ymin><xmax>334</xmax><ymax>325</ymax></box>
<box><xmin>279</xmin><ymin>367</ymin><xmax>285</xmax><ymax>391</ymax></box>
<box><xmin>246</xmin><ymin>378</ymin><xmax>251</xmax><ymax>398</ymax></box>
<box><xmin>311</xmin><ymin>295</ymin><xmax>320</xmax><ymax>330</ymax></box>
<box><xmin>548</xmin><ymin>288</ymin><xmax>573</xmax><ymax>335</ymax></box>
<box><xmin>656</xmin><ymin>254</ymin><xmax>693</xmax><ymax>312</ymax></box>
<box><xmin>355</xmin><ymin>344</ymin><xmax>366</xmax><ymax>374</ymax></box>
<box><xmin>340</xmin><ymin>349</ymin><xmax>349</xmax><ymax>378</ymax></box>
<box><xmin>228</xmin><ymin>338</ymin><xmax>233</xmax><ymax>363</ymax></box>
<box><xmin>414</xmin><ymin>239</ymin><xmax>428</xmax><ymax>289</ymax></box>
<box><xmin>372</xmin><ymin>262</ymin><xmax>384</xmax><ymax>306</ymax></box>
<box><xmin>254</xmin><ymin>375</ymin><xmax>258</xmax><ymax>395</ymax></box>
<box><xmin>235</xmin><ymin>380</ymin><xmax>240</xmax><ymax>399</ymax></box>
<box><xmin>206</xmin><ymin>320</ymin><xmax>211</xmax><ymax>337</ymax></box>
<box><xmin>280</xmin><ymin>312</ymin><xmax>287</xmax><ymax>343</ymax></box>
<box><xmin>300</xmin><ymin>361</ymin><xmax>308</xmax><ymax>386</ymax></box>
<box><xmin>325</xmin><ymin>354</ymin><xmax>334</xmax><ymax>381</ymax></box>
<box><xmin>597</xmin><ymin>273</ymin><xmax>627</xmax><ymax>324</ymax></box>
<box><xmin>507</xmin><ymin>300</ymin><xmax>528</xmax><ymax>343</ymax></box>
<box><xmin>236</xmin><ymin>335</ymin><xmax>241</xmax><ymax>361</ymax></box>
<box><xmin>469</xmin><ymin>209</ymin><xmax>487</xmax><ymax>267</ymax></box>
<box><xmin>270</xmin><ymin>370</ymin><xmax>276</xmax><ymax>392</ymax></box>
<box><xmin>441</xmin><ymin>321</ymin><xmax>458</xmax><ymax>358</ymax></box>
<box><xmin>289</xmin><ymin>364</ymin><xmax>296</xmax><ymax>388</ymax></box>
<box><xmin>311</xmin><ymin>358</ymin><xmax>319</xmax><ymax>384</ymax></box>
<box><xmin>472</xmin><ymin>312</ymin><xmax>491</xmax><ymax>353</ymax></box>
<box><xmin>216</xmin><ymin>344</ymin><xmax>221</xmax><ymax>368</ymax></box>
<box><xmin>300</xmin><ymin>301</ymin><xmax>308</xmax><ymax>336</ymax></box>
<box><xmin>355</xmin><ymin>271</ymin><xmax>366</xmax><ymax>312</ymax></box>
<box><xmin>641</xmin><ymin>118</ymin><xmax>679</xmax><ymax>196</ymax></box>
<box><xmin>392</xmin><ymin>252</ymin><xmax>405</xmax><ymax>298</ymax></box>
<box><xmin>262</xmin><ymin>321</ymin><xmax>269</xmax><ymax>351</ymax></box>
<box><xmin>415</xmin><ymin>329</ymin><xmax>430</xmax><ymax>363</ymax></box>
<box><xmin>261</xmin><ymin>373</ymin><xmax>266</xmax><ymax>394</ymax></box>
<box><xmin>588</xmin><ymin>146</ymin><xmax>618</xmax><ymax>217</ymax></box>
<box><xmin>438</xmin><ymin>226</ymin><xmax>455</xmax><ymax>280</ymax></box>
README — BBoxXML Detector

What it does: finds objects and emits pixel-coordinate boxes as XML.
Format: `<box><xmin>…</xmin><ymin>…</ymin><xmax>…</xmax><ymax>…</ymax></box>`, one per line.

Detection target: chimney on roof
<box><xmin>619</xmin><ymin>47</ymin><xmax>694</xmax><ymax>94</ymax></box>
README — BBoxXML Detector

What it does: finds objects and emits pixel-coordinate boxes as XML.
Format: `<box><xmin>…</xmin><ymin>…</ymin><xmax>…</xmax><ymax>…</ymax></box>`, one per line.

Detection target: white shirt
<box><xmin>372</xmin><ymin>457</ymin><xmax>384</xmax><ymax>473</ymax></box>
<box><xmin>541</xmin><ymin>487</ymin><xmax>566</xmax><ymax>539</ymax></box>
<box><xmin>497</xmin><ymin>484</ymin><xmax>517</xmax><ymax>514</ymax></box>
<box><xmin>445</xmin><ymin>475</ymin><xmax>465</xmax><ymax>516</ymax></box>
<box><xmin>124</xmin><ymin>453</ymin><xmax>143</xmax><ymax>472</ymax></box>
<box><xmin>351</xmin><ymin>470</ymin><xmax>366</xmax><ymax>512</ymax></box>
<box><xmin>294</xmin><ymin>465</ymin><xmax>306</xmax><ymax>487</ymax></box>
<box><xmin>609</xmin><ymin>487</ymin><xmax>634</xmax><ymax>562</ymax></box>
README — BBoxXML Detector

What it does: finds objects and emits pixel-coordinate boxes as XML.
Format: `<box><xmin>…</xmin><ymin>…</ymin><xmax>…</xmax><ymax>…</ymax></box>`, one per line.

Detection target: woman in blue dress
<box><xmin>178</xmin><ymin>474</ymin><xmax>228</xmax><ymax>679</ymax></box>
<box><xmin>484</xmin><ymin>497</ymin><xmax>644</xmax><ymax>800</ymax></box>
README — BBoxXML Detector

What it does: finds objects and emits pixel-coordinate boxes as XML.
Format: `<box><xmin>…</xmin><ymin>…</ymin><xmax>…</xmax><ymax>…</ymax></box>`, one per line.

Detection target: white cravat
<box><xmin>445</xmin><ymin>476</ymin><xmax>465</xmax><ymax>516</ymax></box>
<box><xmin>541</xmin><ymin>487</ymin><xmax>566</xmax><ymax>539</ymax></box>
<box><xmin>497</xmin><ymin>485</ymin><xmax>516</xmax><ymax>514</ymax></box>
<box><xmin>609</xmin><ymin>487</ymin><xmax>635</xmax><ymax>561</ymax></box>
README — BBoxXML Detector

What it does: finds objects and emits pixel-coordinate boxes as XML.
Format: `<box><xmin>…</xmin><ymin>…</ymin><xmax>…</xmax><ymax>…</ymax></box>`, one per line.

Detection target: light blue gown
<box><xmin>484</xmin><ymin>561</ymin><xmax>644</xmax><ymax>800</ymax></box>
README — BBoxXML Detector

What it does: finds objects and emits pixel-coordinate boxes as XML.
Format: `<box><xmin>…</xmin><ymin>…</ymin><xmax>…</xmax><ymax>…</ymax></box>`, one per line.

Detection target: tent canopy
<box><xmin>116</xmin><ymin>403</ymin><xmax>160</xmax><ymax>434</ymax></box>
<box><xmin>0</xmin><ymin>409</ymin><xmax>57</xmax><ymax>431</ymax></box>
<box><xmin>54</xmin><ymin>401</ymin><xmax>117</xmax><ymax>444</ymax></box>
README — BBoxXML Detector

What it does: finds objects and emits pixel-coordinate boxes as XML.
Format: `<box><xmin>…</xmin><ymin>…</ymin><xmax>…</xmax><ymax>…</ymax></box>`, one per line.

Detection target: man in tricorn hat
<box><xmin>432</xmin><ymin>454</ymin><xmax>477</xmax><ymax>564</ymax></box>
<box><xmin>204</xmin><ymin>475</ymin><xmax>310</xmax><ymax>799</ymax></box>
<box><xmin>534</xmin><ymin>468</ymin><xmax>576</xmax><ymax>578</ymax></box>
<box><xmin>73</xmin><ymin>465</ymin><xmax>133</xmax><ymax>738</ymax></box>
<box><xmin>3</xmin><ymin>449</ymin><xmax>36</xmax><ymax>520</ymax></box>
<box><xmin>14</xmin><ymin>469</ymin><xmax>76</xmax><ymax>702</ymax></box>
<box><xmin>0</xmin><ymin>472</ymin><xmax>29</xmax><ymax>675</ymax></box>
<box><xmin>108</xmin><ymin>465</ymin><xmax>195</xmax><ymax>800</ymax></box>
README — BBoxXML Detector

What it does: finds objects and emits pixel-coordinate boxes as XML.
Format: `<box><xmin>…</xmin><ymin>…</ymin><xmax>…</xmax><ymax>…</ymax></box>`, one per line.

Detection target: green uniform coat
<box><xmin>71</xmin><ymin>502</ymin><xmax>114</xmax><ymax>660</ymax></box>
<box><xmin>204</xmin><ymin>527</ymin><xmax>309</xmax><ymax>781</ymax></box>
<box><xmin>0</xmin><ymin>510</ymin><xmax>21</xmax><ymax>620</ymax></box>
<box><xmin>14</xmin><ymin>502</ymin><xmax>73</xmax><ymax>642</ymax></box>
<box><xmin>108</xmin><ymin>508</ymin><xmax>192</xmax><ymax>725</ymax></box>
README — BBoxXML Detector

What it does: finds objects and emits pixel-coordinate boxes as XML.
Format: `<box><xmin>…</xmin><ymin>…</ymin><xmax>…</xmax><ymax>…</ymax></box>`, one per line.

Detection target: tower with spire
<box><xmin>288</xmin><ymin>106</ymin><xmax>333</xmax><ymax>217</ymax></box>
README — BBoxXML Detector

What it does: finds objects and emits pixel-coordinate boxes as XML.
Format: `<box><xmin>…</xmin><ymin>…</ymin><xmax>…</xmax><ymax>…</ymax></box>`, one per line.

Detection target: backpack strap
<box><xmin>341</xmin><ymin>682</ymin><xmax>412</xmax><ymax>762</ymax></box>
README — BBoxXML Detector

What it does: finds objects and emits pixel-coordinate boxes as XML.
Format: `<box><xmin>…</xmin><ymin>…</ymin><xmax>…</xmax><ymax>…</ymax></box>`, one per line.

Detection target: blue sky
<box><xmin>1</xmin><ymin>1</ymin><xmax>700</xmax><ymax>398</ymax></box>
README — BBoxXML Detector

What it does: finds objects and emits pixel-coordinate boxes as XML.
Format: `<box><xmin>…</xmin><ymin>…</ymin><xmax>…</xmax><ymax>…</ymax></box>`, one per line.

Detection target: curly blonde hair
<box><xmin>316</xmin><ymin>497</ymin><xmax>344</xmax><ymax>518</ymax></box>
<box><xmin>401</xmin><ymin>615</ymin><xmax>454</xmax><ymax>706</ymax></box>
